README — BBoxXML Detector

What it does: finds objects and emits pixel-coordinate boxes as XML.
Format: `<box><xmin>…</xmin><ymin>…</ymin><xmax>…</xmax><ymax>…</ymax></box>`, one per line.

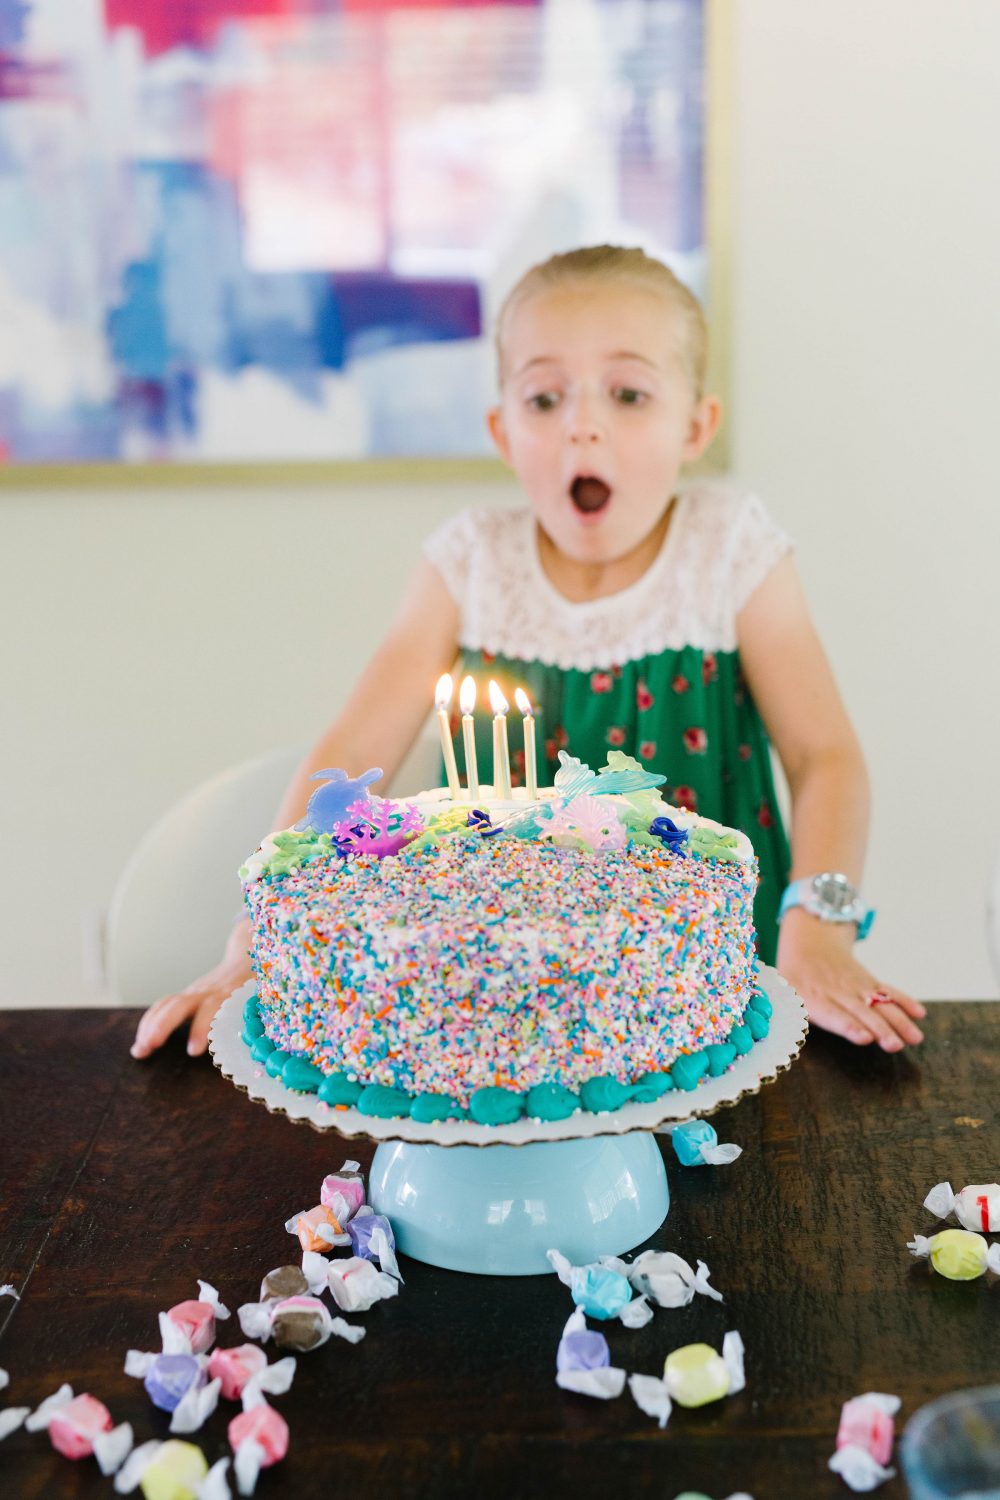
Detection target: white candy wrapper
<box><xmin>241</xmin><ymin>1358</ymin><xmax>296</xmax><ymax>1408</ymax></box>
<box><xmin>93</xmin><ymin>1422</ymin><xmax>135</xmax><ymax>1476</ymax></box>
<box><xmin>628</xmin><ymin>1372</ymin><xmax>673</xmax><ymax>1428</ymax></box>
<box><xmin>25</xmin><ymin>1382</ymin><xmax>74</xmax><ymax>1430</ymax></box>
<box><xmin>698</xmin><ymin>1142</ymin><xmax>744</xmax><ymax>1165</ymax></box>
<box><xmin>159</xmin><ymin>1309</ymin><xmax>199</xmax><ymax>1356</ymax></box>
<box><xmin>618</xmin><ymin>1294</ymin><xmax>654</xmax><ymax>1329</ymax></box>
<box><xmin>923</xmin><ymin>1181</ymin><xmax>1000</xmax><ymax>1233</ymax></box>
<box><xmin>114</xmin><ymin>1439</ymin><xmax>164</xmax><ymax>1494</ymax></box>
<box><xmin>326</xmin><ymin>1257</ymin><xmax>400</xmax><ymax>1313</ymax></box>
<box><xmin>170</xmin><ymin>1376</ymin><xmax>221</xmax><ymax>1435</ymax></box>
<box><xmin>828</xmin><ymin>1447</ymin><xmax>896</xmax><ymax>1492</ymax></box>
<box><xmin>0</xmin><ymin>1368</ymin><xmax>8</xmax><ymax>1391</ymax></box>
<box><xmin>625</xmin><ymin>1250</ymin><xmax>723</xmax><ymax>1308</ymax></box>
<box><xmin>0</xmin><ymin>1284</ymin><xmax>19</xmax><ymax>1299</ymax></box>
<box><xmin>0</xmin><ymin>1406</ymin><xmax>30</xmax><ymax>1440</ymax></box>
<box><xmin>369</xmin><ymin>1222</ymin><xmax>404</xmax><ymax>1283</ymax></box>
<box><xmin>300</xmin><ymin>1251</ymin><xmax>332</xmax><ymax>1296</ymax></box>
<box><xmin>195</xmin><ymin>1281</ymin><xmax>231</xmax><ymax>1321</ymax></box>
<box><xmin>200</xmin><ymin>1458</ymin><xmax>233</xmax><ymax>1500</ymax></box>
<box><xmin>554</xmin><ymin>1309</ymin><xmax>626</xmax><ymax>1400</ymax></box>
<box><xmin>722</xmin><ymin>1330</ymin><xmax>746</xmax><ymax>1396</ymax></box>
<box><xmin>234</xmin><ymin>1437</ymin><xmax>267</xmax><ymax>1497</ymax></box>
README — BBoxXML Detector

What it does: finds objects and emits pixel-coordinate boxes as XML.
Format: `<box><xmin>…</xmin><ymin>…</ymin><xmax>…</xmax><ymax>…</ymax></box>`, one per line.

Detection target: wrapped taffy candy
<box><xmin>347</xmin><ymin>1206</ymin><xmax>401</xmax><ymax>1278</ymax></box>
<box><xmin>207</xmin><ymin>1345</ymin><xmax>268</xmax><ymax>1403</ymax></box>
<box><xmin>325</xmin><ymin>1255</ymin><xmax>400</xmax><ymax>1313</ymax></box>
<box><xmin>124</xmin><ymin>1347</ymin><xmax>221</xmax><ymax>1434</ymax></box>
<box><xmin>165</xmin><ymin>1282</ymin><xmax>230</xmax><ymax>1355</ymax></box>
<box><xmin>320</xmin><ymin>1159</ymin><xmax>366</xmax><ymax>1223</ymax></box>
<box><xmin>547</xmin><ymin>1248</ymin><xmax>651</xmax><ymax>1326</ymax></box>
<box><xmin>24</xmin><ymin>1384</ymin><xmax>133</xmax><ymax>1473</ymax></box>
<box><xmin>907</xmin><ymin>1229</ymin><xmax>1000</xmax><ymax>1280</ymax></box>
<box><xmin>555</xmin><ymin>1308</ymin><xmax>625</xmax><ymax>1399</ymax></box>
<box><xmin>621</xmin><ymin>1250</ymin><xmax>723</xmax><ymax>1309</ymax></box>
<box><xmin>238</xmin><ymin>1293</ymin><xmax>364</xmax><ymax>1352</ymax></box>
<box><xmin>227</xmin><ymin>1368</ymin><xmax>293</xmax><ymax>1497</ymax></box>
<box><xmin>828</xmin><ymin>1391</ymin><xmax>899</xmax><ymax>1492</ymax></box>
<box><xmin>665</xmin><ymin>1331</ymin><xmax>745</xmax><ymax>1409</ymax></box>
<box><xmin>113</xmin><ymin>1439</ymin><xmax>231</xmax><ymax>1499</ymax></box>
<box><xmin>671</xmin><ymin>1120</ymin><xmax>743</xmax><ymax>1168</ymax></box>
<box><xmin>923</xmin><ymin>1180</ymin><xmax>1000</xmax><ymax>1233</ymax></box>
<box><xmin>259</xmin><ymin>1265</ymin><xmax>310</xmax><ymax>1302</ymax></box>
<box><xmin>284</xmin><ymin>1204</ymin><xmax>348</xmax><ymax>1254</ymax></box>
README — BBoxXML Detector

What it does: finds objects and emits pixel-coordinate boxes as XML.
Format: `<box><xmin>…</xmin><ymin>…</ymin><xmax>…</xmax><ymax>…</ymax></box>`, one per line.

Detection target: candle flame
<box><xmin>514</xmin><ymin>687</ymin><xmax>534</xmax><ymax>717</ymax></box>
<box><xmin>435</xmin><ymin>673</ymin><xmax>453</xmax><ymax>710</ymax></box>
<box><xmin>459</xmin><ymin>675</ymin><xmax>477</xmax><ymax>715</ymax></box>
<box><xmin>488</xmin><ymin>679</ymin><xmax>509</xmax><ymax>716</ymax></box>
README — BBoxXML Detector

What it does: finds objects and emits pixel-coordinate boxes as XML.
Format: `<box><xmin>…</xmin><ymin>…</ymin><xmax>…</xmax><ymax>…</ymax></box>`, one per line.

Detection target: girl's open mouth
<box><xmin>570</xmin><ymin>475</ymin><xmax>612</xmax><ymax>514</ymax></box>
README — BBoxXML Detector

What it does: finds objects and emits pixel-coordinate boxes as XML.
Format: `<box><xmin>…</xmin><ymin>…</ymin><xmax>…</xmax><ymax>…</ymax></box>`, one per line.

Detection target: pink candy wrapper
<box><xmin>320</xmin><ymin>1159</ymin><xmax>367</xmax><ymax>1224</ymax></box>
<box><xmin>24</xmin><ymin>1384</ymin><xmax>133</xmax><ymax>1474</ymax></box>
<box><xmin>165</xmin><ymin>1282</ymin><xmax>231</xmax><ymax>1355</ymax></box>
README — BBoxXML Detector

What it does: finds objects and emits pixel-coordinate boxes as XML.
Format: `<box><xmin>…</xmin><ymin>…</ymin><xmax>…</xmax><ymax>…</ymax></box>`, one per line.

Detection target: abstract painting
<box><xmin>0</xmin><ymin>0</ymin><xmax>707</xmax><ymax>463</ymax></box>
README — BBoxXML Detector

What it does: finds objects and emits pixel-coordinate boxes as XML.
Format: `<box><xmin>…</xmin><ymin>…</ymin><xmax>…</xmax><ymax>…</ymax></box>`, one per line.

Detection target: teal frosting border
<box><xmin>241</xmin><ymin>989</ymin><xmax>772</xmax><ymax>1124</ymax></box>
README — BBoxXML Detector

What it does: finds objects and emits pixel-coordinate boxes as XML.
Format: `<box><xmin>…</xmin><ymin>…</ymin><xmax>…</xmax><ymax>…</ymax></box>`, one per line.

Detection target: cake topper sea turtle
<box><xmin>296</xmin><ymin>767</ymin><xmax>383</xmax><ymax>834</ymax></box>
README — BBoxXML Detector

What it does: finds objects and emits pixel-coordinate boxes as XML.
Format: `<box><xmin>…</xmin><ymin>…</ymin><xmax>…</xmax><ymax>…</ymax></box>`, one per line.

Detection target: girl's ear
<box><xmin>487</xmin><ymin>405</ymin><xmax>513</xmax><ymax>466</ymax></box>
<box><xmin>683</xmin><ymin>394</ymin><xmax>723</xmax><ymax>463</ymax></box>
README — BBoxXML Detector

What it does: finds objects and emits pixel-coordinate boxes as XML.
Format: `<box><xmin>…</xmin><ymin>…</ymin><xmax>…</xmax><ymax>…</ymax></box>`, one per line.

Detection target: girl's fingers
<box><xmin>187</xmin><ymin>992</ymin><xmax>228</xmax><ymax>1056</ymax></box>
<box><xmin>802</xmin><ymin>989</ymin><xmax>877</xmax><ymax>1047</ymax></box>
<box><xmin>131</xmin><ymin>988</ymin><xmax>207</xmax><ymax>1058</ymax></box>
<box><xmin>862</xmin><ymin>984</ymin><xmax>924</xmax><ymax>1048</ymax></box>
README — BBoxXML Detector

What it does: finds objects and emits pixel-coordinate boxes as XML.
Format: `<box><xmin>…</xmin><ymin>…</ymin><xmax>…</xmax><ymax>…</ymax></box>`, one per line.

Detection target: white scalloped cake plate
<box><xmin>209</xmin><ymin>965</ymin><xmax>808</xmax><ymax>1148</ymax></box>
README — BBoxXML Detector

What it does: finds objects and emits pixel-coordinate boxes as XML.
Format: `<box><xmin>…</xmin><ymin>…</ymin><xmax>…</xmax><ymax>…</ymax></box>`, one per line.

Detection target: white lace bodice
<box><xmin>422</xmin><ymin>481</ymin><xmax>792</xmax><ymax>671</ymax></box>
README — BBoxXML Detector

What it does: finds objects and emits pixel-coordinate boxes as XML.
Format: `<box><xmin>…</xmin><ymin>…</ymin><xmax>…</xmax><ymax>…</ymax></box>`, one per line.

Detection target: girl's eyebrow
<box><xmin>512</xmin><ymin>350</ymin><xmax>662</xmax><ymax>378</ymax></box>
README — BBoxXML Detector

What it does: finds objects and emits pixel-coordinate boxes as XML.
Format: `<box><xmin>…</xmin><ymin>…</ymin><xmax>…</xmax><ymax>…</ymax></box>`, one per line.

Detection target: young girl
<box><xmin>132</xmin><ymin>245</ymin><xmax>925</xmax><ymax>1062</ymax></box>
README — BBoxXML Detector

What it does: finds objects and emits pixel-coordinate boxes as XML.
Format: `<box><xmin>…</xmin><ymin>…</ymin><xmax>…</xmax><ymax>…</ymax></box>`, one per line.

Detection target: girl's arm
<box><xmin>132</xmin><ymin>558</ymin><xmax>460</xmax><ymax>1060</ymax></box>
<box><xmin>737</xmin><ymin>553</ymin><xmax>925</xmax><ymax>1051</ymax></box>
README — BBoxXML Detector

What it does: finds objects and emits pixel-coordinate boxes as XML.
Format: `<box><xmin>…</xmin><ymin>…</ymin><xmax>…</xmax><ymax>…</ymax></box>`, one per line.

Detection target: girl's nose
<box><xmin>567</xmin><ymin>398</ymin><xmax>602</xmax><ymax>444</ymax></box>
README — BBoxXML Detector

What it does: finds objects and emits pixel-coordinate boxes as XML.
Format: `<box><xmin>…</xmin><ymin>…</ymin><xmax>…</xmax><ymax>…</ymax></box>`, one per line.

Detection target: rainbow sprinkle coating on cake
<box><xmin>239</xmin><ymin>755</ymin><xmax>771</xmax><ymax>1123</ymax></box>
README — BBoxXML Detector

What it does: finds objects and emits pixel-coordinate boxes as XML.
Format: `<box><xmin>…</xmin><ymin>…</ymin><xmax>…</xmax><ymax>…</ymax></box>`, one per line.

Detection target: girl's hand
<box><xmin>776</xmin><ymin>911</ymin><xmax>926</xmax><ymax>1052</ymax></box>
<box><xmin>131</xmin><ymin>921</ymin><xmax>252</xmax><ymax>1059</ymax></box>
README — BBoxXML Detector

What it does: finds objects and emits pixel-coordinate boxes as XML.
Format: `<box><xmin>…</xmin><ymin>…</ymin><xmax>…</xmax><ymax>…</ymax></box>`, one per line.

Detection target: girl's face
<box><xmin>488</xmin><ymin>281</ymin><xmax>720</xmax><ymax>570</ymax></box>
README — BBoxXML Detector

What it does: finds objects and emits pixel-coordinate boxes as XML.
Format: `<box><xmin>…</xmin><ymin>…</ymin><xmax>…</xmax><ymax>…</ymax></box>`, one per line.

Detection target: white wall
<box><xmin>2</xmin><ymin>0</ymin><xmax>998</xmax><ymax>1005</ymax></box>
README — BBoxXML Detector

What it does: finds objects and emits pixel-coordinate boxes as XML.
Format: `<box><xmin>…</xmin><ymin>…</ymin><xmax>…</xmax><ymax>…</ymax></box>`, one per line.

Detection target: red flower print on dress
<box><xmin>682</xmin><ymin>727</ymin><xmax>708</xmax><ymax>755</ymax></box>
<box><xmin>448</xmin><ymin>711</ymin><xmax>461</xmax><ymax>738</ymax></box>
<box><xmin>673</xmin><ymin>785</ymin><xmax>698</xmax><ymax>811</ymax></box>
<box><xmin>591</xmin><ymin>671</ymin><xmax>613</xmax><ymax>694</ymax></box>
<box><xmin>553</xmin><ymin>724</ymin><xmax>569</xmax><ymax>751</ymax></box>
<box><xmin>757</xmin><ymin>800</ymin><xmax>775</xmax><ymax>829</ymax></box>
<box><xmin>672</xmin><ymin>673</ymin><xmax>690</xmax><ymax>694</ymax></box>
<box><xmin>702</xmin><ymin>652</ymin><xmax>718</xmax><ymax>685</ymax></box>
<box><xmin>738</xmin><ymin>743</ymin><xmax>751</xmax><ymax>762</ymax></box>
<box><xmin>481</xmin><ymin>651</ymin><xmax>496</xmax><ymax>665</ymax></box>
<box><xmin>638</xmin><ymin>740</ymin><xmax>657</xmax><ymax>760</ymax></box>
<box><xmin>611</xmin><ymin>663</ymin><xmax>622</xmax><ymax>679</ymax></box>
<box><xmin>636</xmin><ymin>681</ymin><xmax>654</xmax><ymax>712</ymax></box>
<box><xmin>606</xmin><ymin>725</ymin><xmax>627</xmax><ymax>748</ymax></box>
<box><xmin>544</xmin><ymin>738</ymin><xmax>558</xmax><ymax>762</ymax></box>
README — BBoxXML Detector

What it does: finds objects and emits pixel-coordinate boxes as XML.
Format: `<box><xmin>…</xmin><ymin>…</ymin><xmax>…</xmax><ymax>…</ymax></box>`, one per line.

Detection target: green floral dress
<box><xmin>424</xmin><ymin>482</ymin><xmax>792</xmax><ymax>963</ymax></box>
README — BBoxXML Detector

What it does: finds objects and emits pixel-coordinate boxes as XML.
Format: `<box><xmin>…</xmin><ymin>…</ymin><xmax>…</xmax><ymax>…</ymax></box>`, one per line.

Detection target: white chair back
<box><xmin>106</xmin><ymin>727</ymin><xmax>441</xmax><ymax>1009</ymax></box>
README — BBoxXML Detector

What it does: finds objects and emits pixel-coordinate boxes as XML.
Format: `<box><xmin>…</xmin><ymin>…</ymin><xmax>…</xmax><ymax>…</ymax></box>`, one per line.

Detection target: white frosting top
<box><xmin>422</xmin><ymin>481</ymin><xmax>793</xmax><ymax>670</ymax></box>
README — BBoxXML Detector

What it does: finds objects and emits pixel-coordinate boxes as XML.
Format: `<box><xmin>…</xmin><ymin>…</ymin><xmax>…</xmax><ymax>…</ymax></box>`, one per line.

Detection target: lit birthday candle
<box><xmin>514</xmin><ymin>687</ymin><xmax>538</xmax><ymax>799</ymax></box>
<box><xmin>459</xmin><ymin>675</ymin><xmax>479</xmax><ymax>800</ymax></box>
<box><xmin>434</xmin><ymin>674</ymin><xmax>461</xmax><ymax>799</ymax></box>
<box><xmin>489</xmin><ymin>680</ymin><xmax>513</xmax><ymax>800</ymax></box>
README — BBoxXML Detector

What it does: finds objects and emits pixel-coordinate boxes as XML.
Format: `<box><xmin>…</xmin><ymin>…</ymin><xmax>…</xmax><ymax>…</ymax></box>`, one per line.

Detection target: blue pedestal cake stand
<box><xmin>210</xmin><ymin>967</ymin><xmax>807</xmax><ymax>1276</ymax></box>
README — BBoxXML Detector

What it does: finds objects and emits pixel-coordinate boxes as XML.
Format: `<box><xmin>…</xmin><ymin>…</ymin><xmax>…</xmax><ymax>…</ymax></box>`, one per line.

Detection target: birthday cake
<box><xmin>238</xmin><ymin>752</ymin><xmax>772</xmax><ymax>1125</ymax></box>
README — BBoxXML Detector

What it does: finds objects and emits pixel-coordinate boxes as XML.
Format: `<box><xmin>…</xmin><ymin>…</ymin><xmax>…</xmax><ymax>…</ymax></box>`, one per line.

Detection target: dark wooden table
<box><xmin>1</xmin><ymin>1006</ymin><xmax>998</xmax><ymax>1499</ymax></box>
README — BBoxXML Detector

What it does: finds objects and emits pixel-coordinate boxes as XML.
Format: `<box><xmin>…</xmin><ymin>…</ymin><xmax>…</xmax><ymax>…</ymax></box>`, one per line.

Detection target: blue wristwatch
<box><xmin>778</xmin><ymin>872</ymin><xmax>875</xmax><ymax>940</ymax></box>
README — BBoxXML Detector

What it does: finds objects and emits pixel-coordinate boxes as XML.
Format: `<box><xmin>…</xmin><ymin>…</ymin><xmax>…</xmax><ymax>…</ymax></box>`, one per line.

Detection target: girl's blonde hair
<box><xmin>495</xmin><ymin>245</ymin><xmax>708</xmax><ymax>398</ymax></box>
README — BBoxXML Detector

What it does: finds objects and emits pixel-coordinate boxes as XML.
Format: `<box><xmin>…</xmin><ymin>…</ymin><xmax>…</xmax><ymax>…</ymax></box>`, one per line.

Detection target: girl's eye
<box><xmin>527</xmin><ymin>392</ymin><xmax>561</xmax><ymax>412</ymax></box>
<box><xmin>612</xmin><ymin>387</ymin><xmax>647</xmax><ymax>406</ymax></box>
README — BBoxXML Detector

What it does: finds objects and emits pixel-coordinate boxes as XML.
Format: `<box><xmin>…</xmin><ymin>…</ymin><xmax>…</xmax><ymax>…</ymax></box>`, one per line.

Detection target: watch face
<box><xmin>812</xmin><ymin>872</ymin><xmax>857</xmax><ymax>914</ymax></box>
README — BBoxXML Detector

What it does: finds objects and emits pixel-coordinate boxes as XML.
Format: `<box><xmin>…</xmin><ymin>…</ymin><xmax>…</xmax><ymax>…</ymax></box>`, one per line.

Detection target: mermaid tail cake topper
<box><xmin>297</xmin><ymin>767</ymin><xmax>383</xmax><ymax>833</ymax></box>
